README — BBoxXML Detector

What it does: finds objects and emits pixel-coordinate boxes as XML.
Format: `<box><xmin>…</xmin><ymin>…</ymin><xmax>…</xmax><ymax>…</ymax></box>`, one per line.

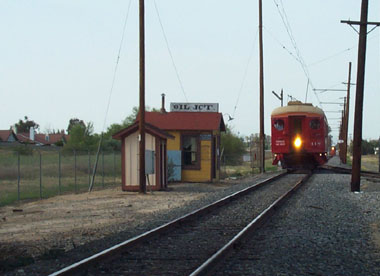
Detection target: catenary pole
<box><xmin>259</xmin><ymin>0</ymin><xmax>265</xmax><ymax>173</ymax></box>
<box><xmin>139</xmin><ymin>0</ymin><xmax>146</xmax><ymax>193</ymax></box>
<box><xmin>342</xmin><ymin>62</ymin><xmax>352</xmax><ymax>164</ymax></box>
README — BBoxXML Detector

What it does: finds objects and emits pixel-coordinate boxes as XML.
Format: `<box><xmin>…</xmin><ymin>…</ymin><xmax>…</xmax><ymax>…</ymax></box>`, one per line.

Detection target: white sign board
<box><xmin>170</xmin><ymin>103</ymin><xmax>219</xmax><ymax>112</ymax></box>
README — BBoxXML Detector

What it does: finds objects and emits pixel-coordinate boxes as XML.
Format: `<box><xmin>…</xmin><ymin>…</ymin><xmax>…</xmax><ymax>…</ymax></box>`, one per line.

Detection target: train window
<box><xmin>310</xmin><ymin>119</ymin><xmax>320</xmax><ymax>129</ymax></box>
<box><xmin>274</xmin><ymin>119</ymin><xmax>284</xmax><ymax>131</ymax></box>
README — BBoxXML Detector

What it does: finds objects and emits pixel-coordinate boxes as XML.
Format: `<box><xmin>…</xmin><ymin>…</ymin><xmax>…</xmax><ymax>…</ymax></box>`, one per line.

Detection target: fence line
<box><xmin>0</xmin><ymin>147</ymin><xmax>122</xmax><ymax>206</ymax></box>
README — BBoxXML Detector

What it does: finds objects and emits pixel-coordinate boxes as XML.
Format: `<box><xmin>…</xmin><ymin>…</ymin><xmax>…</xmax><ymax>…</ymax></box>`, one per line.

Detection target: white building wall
<box><xmin>124</xmin><ymin>132</ymin><xmax>156</xmax><ymax>187</ymax></box>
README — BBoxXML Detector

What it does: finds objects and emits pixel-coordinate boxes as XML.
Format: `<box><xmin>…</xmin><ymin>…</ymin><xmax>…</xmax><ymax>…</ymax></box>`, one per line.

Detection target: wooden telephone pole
<box><xmin>341</xmin><ymin>0</ymin><xmax>380</xmax><ymax>192</ymax></box>
<box><xmin>139</xmin><ymin>0</ymin><xmax>146</xmax><ymax>193</ymax></box>
<box><xmin>259</xmin><ymin>0</ymin><xmax>265</xmax><ymax>173</ymax></box>
<box><xmin>341</xmin><ymin>62</ymin><xmax>352</xmax><ymax>164</ymax></box>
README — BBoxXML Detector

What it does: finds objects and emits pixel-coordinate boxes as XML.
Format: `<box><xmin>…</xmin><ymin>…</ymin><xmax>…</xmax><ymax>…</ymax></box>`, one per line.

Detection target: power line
<box><xmin>153</xmin><ymin>0</ymin><xmax>188</xmax><ymax>102</ymax></box>
<box><xmin>102</xmin><ymin>0</ymin><xmax>132</xmax><ymax>131</ymax></box>
<box><xmin>308</xmin><ymin>47</ymin><xmax>354</xmax><ymax>67</ymax></box>
<box><xmin>264</xmin><ymin>27</ymin><xmax>302</xmax><ymax>64</ymax></box>
<box><xmin>272</xmin><ymin>0</ymin><xmax>322</xmax><ymax>107</ymax></box>
<box><xmin>232</xmin><ymin>28</ymin><xmax>259</xmax><ymax>118</ymax></box>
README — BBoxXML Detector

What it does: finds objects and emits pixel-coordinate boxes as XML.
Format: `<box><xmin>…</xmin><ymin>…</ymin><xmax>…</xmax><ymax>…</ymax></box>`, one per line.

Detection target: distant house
<box><xmin>0</xmin><ymin>130</ymin><xmax>18</xmax><ymax>144</ymax></box>
<box><xmin>16</xmin><ymin>128</ymin><xmax>69</xmax><ymax>146</ymax></box>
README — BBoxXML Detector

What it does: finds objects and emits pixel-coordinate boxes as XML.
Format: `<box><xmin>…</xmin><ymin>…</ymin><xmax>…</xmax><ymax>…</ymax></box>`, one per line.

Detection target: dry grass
<box><xmin>347</xmin><ymin>154</ymin><xmax>380</xmax><ymax>172</ymax></box>
<box><xmin>361</xmin><ymin>155</ymin><xmax>380</xmax><ymax>172</ymax></box>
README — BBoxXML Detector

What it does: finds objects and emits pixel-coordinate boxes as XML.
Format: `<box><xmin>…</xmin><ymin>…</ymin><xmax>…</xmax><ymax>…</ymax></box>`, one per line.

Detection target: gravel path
<box><xmin>214</xmin><ymin>164</ymin><xmax>380</xmax><ymax>275</ymax></box>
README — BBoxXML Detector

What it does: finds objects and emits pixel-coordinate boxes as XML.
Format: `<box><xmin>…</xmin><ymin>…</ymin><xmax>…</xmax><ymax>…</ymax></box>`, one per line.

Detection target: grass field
<box><xmin>361</xmin><ymin>154</ymin><xmax>380</xmax><ymax>172</ymax></box>
<box><xmin>221</xmin><ymin>152</ymin><xmax>278</xmax><ymax>178</ymax></box>
<box><xmin>0</xmin><ymin>148</ymin><xmax>122</xmax><ymax>206</ymax></box>
<box><xmin>1</xmin><ymin>147</ymin><xmax>278</xmax><ymax>206</ymax></box>
<box><xmin>345</xmin><ymin>154</ymin><xmax>379</xmax><ymax>172</ymax></box>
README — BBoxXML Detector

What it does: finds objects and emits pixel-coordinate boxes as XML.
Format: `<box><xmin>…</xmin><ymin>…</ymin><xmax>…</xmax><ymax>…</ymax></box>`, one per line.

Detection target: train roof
<box><xmin>271</xmin><ymin>101</ymin><xmax>325</xmax><ymax>117</ymax></box>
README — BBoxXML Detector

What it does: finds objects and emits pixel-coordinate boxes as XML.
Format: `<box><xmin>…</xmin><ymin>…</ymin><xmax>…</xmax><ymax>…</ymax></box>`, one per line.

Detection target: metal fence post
<box><xmin>58</xmin><ymin>151</ymin><xmax>61</xmax><ymax>195</ymax></box>
<box><xmin>17</xmin><ymin>152</ymin><xmax>20</xmax><ymax>201</ymax></box>
<box><xmin>88</xmin><ymin>150</ymin><xmax>91</xmax><ymax>186</ymax></box>
<box><xmin>39</xmin><ymin>152</ymin><xmax>42</xmax><ymax>199</ymax></box>
<box><xmin>113</xmin><ymin>150</ymin><xmax>116</xmax><ymax>185</ymax></box>
<box><xmin>102</xmin><ymin>149</ymin><xmax>104</xmax><ymax>188</ymax></box>
<box><xmin>74</xmin><ymin>150</ymin><xmax>77</xmax><ymax>193</ymax></box>
<box><xmin>378</xmin><ymin>137</ymin><xmax>380</xmax><ymax>173</ymax></box>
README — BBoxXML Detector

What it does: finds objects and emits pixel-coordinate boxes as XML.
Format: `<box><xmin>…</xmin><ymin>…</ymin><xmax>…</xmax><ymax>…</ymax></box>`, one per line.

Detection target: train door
<box><xmin>289</xmin><ymin>116</ymin><xmax>304</xmax><ymax>150</ymax></box>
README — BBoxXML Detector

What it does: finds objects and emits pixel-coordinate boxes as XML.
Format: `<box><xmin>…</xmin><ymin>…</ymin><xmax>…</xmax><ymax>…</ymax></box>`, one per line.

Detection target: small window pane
<box><xmin>310</xmin><ymin>119</ymin><xmax>320</xmax><ymax>130</ymax></box>
<box><xmin>274</xmin><ymin>119</ymin><xmax>284</xmax><ymax>131</ymax></box>
<box><xmin>183</xmin><ymin>136</ymin><xmax>198</xmax><ymax>166</ymax></box>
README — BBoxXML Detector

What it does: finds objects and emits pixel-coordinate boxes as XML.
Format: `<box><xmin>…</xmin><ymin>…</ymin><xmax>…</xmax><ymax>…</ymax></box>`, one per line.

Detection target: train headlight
<box><xmin>294</xmin><ymin>136</ymin><xmax>302</xmax><ymax>149</ymax></box>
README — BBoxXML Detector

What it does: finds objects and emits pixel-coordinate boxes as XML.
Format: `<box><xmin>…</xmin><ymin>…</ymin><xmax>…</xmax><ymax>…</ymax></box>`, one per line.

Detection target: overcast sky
<box><xmin>1</xmin><ymin>0</ymin><xmax>380</xmax><ymax>143</ymax></box>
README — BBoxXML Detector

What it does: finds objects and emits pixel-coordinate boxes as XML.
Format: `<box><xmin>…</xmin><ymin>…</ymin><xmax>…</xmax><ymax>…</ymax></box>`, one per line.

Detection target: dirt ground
<box><xmin>0</xmin><ymin>181</ymin><xmax>237</xmax><ymax>267</ymax></box>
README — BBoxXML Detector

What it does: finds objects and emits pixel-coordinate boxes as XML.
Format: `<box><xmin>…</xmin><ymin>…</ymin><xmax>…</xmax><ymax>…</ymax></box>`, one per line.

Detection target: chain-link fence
<box><xmin>0</xmin><ymin>146</ymin><xmax>121</xmax><ymax>206</ymax></box>
<box><xmin>220</xmin><ymin>150</ymin><xmax>277</xmax><ymax>178</ymax></box>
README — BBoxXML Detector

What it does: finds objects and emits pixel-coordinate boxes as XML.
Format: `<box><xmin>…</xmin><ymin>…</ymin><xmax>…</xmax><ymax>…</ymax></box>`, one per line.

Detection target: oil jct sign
<box><xmin>170</xmin><ymin>103</ymin><xmax>219</xmax><ymax>112</ymax></box>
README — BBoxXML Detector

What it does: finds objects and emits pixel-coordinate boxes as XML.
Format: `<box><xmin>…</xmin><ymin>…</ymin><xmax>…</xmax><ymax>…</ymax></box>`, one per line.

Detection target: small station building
<box><xmin>113</xmin><ymin>100</ymin><xmax>225</xmax><ymax>191</ymax></box>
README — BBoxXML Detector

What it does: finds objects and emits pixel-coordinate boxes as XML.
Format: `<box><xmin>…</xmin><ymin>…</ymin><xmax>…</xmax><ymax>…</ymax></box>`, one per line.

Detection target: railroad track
<box><xmin>321</xmin><ymin>164</ymin><xmax>380</xmax><ymax>179</ymax></box>
<box><xmin>50</xmin><ymin>171</ymin><xmax>311</xmax><ymax>276</ymax></box>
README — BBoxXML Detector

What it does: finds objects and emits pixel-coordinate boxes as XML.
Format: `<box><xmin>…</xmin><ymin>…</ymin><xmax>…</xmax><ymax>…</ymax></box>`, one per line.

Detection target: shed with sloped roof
<box><xmin>113</xmin><ymin>122</ymin><xmax>174</xmax><ymax>191</ymax></box>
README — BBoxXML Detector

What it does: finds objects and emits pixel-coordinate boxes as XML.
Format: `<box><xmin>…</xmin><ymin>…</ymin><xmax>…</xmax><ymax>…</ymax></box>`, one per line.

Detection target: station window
<box><xmin>274</xmin><ymin>119</ymin><xmax>284</xmax><ymax>131</ymax></box>
<box><xmin>182</xmin><ymin>135</ymin><xmax>200</xmax><ymax>169</ymax></box>
<box><xmin>310</xmin><ymin>119</ymin><xmax>320</xmax><ymax>130</ymax></box>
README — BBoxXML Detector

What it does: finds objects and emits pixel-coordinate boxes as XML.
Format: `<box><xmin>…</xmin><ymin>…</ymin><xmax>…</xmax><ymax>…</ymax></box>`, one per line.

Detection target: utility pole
<box><xmin>342</xmin><ymin>62</ymin><xmax>352</xmax><ymax>164</ymax></box>
<box><xmin>259</xmin><ymin>0</ymin><xmax>265</xmax><ymax>173</ymax></box>
<box><xmin>341</xmin><ymin>0</ymin><xmax>380</xmax><ymax>192</ymax></box>
<box><xmin>139</xmin><ymin>0</ymin><xmax>146</xmax><ymax>193</ymax></box>
<box><xmin>339</xmin><ymin>101</ymin><xmax>346</xmax><ymax>163</ymax></box>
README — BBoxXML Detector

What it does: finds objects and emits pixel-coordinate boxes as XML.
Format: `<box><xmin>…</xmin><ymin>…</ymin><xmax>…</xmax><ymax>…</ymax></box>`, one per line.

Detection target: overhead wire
<box><xmin>308</xmin><ymin>47</ymin><xmax>354</xmax><ymax>67</ymax></box>
<box><xmin>89</xmin><ymin>0</ymin><xmax>132</xmax><ymax>192</ymax></box>
<box><xmin>232</xmin><ymin>28</ymin><xmax>259</xmax><ymax>119</ymax></box>
<box><xmin>102</xmin><ymin>0</ymin><xmax>132</xmax><ymax>132</ymax></box>
<box><xmin>264</xmin><ymin>27</ymin><xmax>302</xmax><ymax>64</ymax></box>
<box><xmin>153</xmin><ymin>0</ymin><xmax>188</xmax><ymax>102</ymax></box>
<box><xmin>272</xmin><ymin>0</ymin><xmax>322</xmax><ymax>107</ymax></box>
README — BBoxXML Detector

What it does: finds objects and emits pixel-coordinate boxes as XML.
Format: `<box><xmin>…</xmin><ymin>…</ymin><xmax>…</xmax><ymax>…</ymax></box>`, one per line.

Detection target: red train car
<box><xmin>271</xmin><ymin>101</ymin><xmax>328</xmax><ymax>169</ymax></box>
<box><xmin>330</xmin><ymin>146</ymin><xmax>336</xmax><ymax>157</ymax></box>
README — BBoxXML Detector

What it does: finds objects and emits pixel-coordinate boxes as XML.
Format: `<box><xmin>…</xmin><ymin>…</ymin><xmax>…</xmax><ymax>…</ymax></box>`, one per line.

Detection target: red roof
<box><xmin>34</xmin><ymin>133</ymin><xmax>70</xmax><ymax>145</ymax></box>
<box><xmin>142</xmin><ymin>112</ymin><xmax>226</xmax><ymax>131</ymax></box>
<box><xmin>0</xmin><ymin>130</ymin><xmax>16</xmax><ymax>142</ymax></box>
<box><xmin>113</xmin><ymin>122</ymin><xmax>174</xmax><ymax>140</ymax></box>
<box><xmin>16</xmin><ymin>132</ymin><xmax>69</xmax><ymax>145</ymax></box>
<box><xmin>16</xmin><ymin>133</ymin><xmax>35</xmax><ymax>144</ymax></box>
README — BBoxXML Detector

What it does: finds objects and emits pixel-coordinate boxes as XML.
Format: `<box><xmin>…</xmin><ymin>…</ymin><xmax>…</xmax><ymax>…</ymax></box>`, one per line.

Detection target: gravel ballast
<box><xmin>3</xmin><ymin>173</ymin><xmax>280</xmax><ymax>275</ymax></box>
<box><xmin>215</xmin><ymin>170</ymin><xmax>380</xmax><ymax>275</ymax></box>
<box><xmin>4</xmin><ymin>157</ymin><xmax>380</xmax><ymax>275</ymax></box>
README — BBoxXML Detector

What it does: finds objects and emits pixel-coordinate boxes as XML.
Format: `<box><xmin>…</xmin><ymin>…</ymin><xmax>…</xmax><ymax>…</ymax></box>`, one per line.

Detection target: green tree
<box><xmin>67</xmin><ymin>118</ymin><xmax>86</xmax><ymax>134</ymax></box>
<box><xmin>63</xmin><ymin>122</ymin><xmax>98</xmax><ymax>152</ymax></box>
<box><xmin>121</xmin><ymin>106</ymin><xmax>160</xmax><ymax>127</ymax></box>
<box><xmin>15</xmin><ymin>116</ymin><xmax>39</xmax><ymax>133</ymax></box>
<box><xmin>221</xmin><ymin>126</ymin><xmax>246</xmax><ymax>165</ymax></box>
<box><xmin>348</xmin><ymin>139</ymin><xmax>378</xmax><ymax>155</ymax></box>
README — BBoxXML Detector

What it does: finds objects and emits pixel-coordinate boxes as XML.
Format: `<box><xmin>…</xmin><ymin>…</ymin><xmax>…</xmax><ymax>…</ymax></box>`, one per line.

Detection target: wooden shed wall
<box><xmin>124</xmin><ymin>132</ymin><xmax>156</xmax><ymax>187</ymax></box>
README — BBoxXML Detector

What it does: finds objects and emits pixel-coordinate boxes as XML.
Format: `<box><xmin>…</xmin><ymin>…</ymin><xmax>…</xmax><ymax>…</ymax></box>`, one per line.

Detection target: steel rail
<box><xmin>189</xmin><ymin>172</ymin><xmax>312</xmax><ymax>276</ymax></box>
<box><xmin>49</xmin><ymin>172</ymin><xmax>287</xmax><ymax>276</ymax></box>
<box><xmin>321</xmin><ymin>164</ymin><xmax>380</xmax><ymax>179</ymax></box>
